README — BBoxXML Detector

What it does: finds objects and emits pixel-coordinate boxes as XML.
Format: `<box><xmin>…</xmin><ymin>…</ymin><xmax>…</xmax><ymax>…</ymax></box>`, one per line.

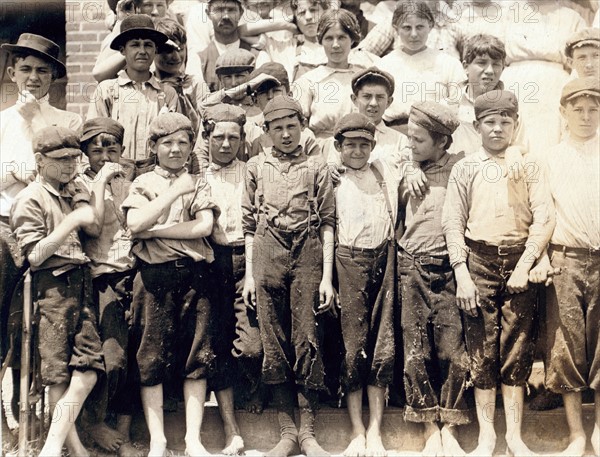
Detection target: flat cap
<box><xmin>148</xmin><ymin>112</ymin><xmax>194</xmax><ymax>142</ymax></box>
<box><xmin>215</xmin><ymin>49</ymin><xmax>255</xmax><ymax>75</ymax></box>
<box><xmin>110</xmin><ymin>14</ymin><xmax>168</xmax><ymax>50</ymax></box>
<box><xmin>263</xmin><ymin>96</ymin><xmax>303</xmax><ymax>123</ymax></box>
<box><xmin>351</xmin><ymin>67</ymin><xmax>395</xmax><ymax>96</ymax></box>
<box><xmin>249</xmin><ymin>62</ymin><xmax>290</xmax><ymax>92</ymax></box>
<box><xmin>33</xmin><ymin>126</ymin><xmax>82</xmax><ymax>158</ymax></box>
<box><xmin>565</xmin><ymin>28</ymin><xmax>600</xmax><ymax>57</ymax></box>
<box><xmin>204</xmin><ymin>103</ymin><xmax>246</xmax><ymax>125</ymax></box>
<box><xmin>474</xmin><ymin>90</ymin><xmax>519</xmax><ymax>120</ymax></box>
<box><xmin>80</xmin><ymin>118</ymin><xmax>125</xmax><ymax>144</ymax></box>
<box><xmin>334</xmin><ymin>113</ymin><xmax>376</xmax><ymax>142</ymax></box>
<box><xmin>409</xmin><ymin>101</ymin><xmax>459</xmax><ymax>136</ymax></box>
<box><xmin>560</xmin><ymin>76</ymin><xmax>600</xmax><ymax>106</ymax></box>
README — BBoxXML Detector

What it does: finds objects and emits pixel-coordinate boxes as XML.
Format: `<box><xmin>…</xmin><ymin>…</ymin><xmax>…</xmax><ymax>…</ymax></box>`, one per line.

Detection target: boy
<box><xmin>10</xmin><ymin>126</ymin><xmax>104</xmax><ymax>457</ymax></box>
<box><xmin>332</xmin><ymin>113</ymin><xmax>397</xmax><ymax>457</ymax></box>
<box><xmin>87</xmin><ymin>14</ymin><xmax>179</xmax><ymax>179</ymax></box>
<box><xmin>529</xmin><ymin>77</ymin><xmax>600</xmax><ymax>457</ymax></box>
<box><xmin>442</xmin><ymin>90</ymin><xmax>555</xmax><ymax>457</ymax></box>
<box><xmin>122</xmin><ymin>112</ymin><xmax>218</xmax><ymax>457</ymax></box>
<box><xmin>399</xmin><ymin>101</ymin><xmax>470</xmax><ymax>456</ymax></box>
<box><xmin>204</xmin><ymin>104</ymin><xmax>264</xmax><ymax>421</ymax></box>
<box><xmin>242</xmin><ymin>96</ymin><xmax>336</xmax><ymax>457</ymax></box>
<box><xmin>565</xmin><ymin>28</ymin><xmax>600</xmax><ymax>79</ymax></box>
<box><xmin>78</xmin><ymin>118</ymin><xmax>141</xmax><ymax>456</ymax></box>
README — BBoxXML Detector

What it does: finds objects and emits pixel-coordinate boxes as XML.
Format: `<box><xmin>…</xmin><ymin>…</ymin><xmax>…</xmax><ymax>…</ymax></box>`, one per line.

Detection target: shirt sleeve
<box><xmin>294</xmin><ymin>74</ymin><xmax>314</xmax><ymax>120</ymax></box>
<box><xmin>241</xmin><ymin>158</ymin><xmax>259</xmax><ymax>236</ymax></box>
<box><xmin>524</xmin><ymin>153</ymin><xmax>555</xmax><ymax>259</ymax></box>
<box><xmin>190</xmin><ymin>177</ymin><xmax>220</xmax><ymax>220</ymax></box>
<box><xmin>315</xmin><ymin>160</ymin><xmax>336</xmax><ymax>229</ymax></box>
<box><xmin>10</xmin><ymin>191</ymin><xmax>46</xmax><ymax>257</ymax></box>
<box><xmin>357</xmin><ymin>20</ymin><xmax>395</xmax><ymax>56</ymax></box>
<box><xmin>121</xmin><ymin>176</ymin><xmax>154</xmax><ymax>212</ymax></box>
<box><xmin>442</xmin><ymin>160</ymin><xmax>471</xmax><ymax>267</ymax></box>
<box><xmin>86</xmin><ymin>81</ymin><xmax>111</xmax><ymax>120</ymax></box>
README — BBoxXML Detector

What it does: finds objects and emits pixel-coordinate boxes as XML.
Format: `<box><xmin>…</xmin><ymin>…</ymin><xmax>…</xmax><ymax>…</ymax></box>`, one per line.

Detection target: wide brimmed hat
<box><xmin>110</xmin><ymin>14</ymin><xmax>168</xmax><ymax>50</ymax></box>
<box><xmin>1</xmin><ymin>33</ymin><xmax>66</xmax><ymax>78</ymax></box>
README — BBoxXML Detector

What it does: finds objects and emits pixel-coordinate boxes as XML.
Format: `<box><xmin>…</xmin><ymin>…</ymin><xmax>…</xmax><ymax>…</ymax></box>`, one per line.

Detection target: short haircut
<box><xmin>81</xmin><ymin>133</ymin><xmax>122</xmax><ymax>155</ymax></box>
<box><xmin>154</xmin><ymin>17</ymin><xmax>187</xmax><ymax>45</ymax></box>
<box><xmin>290</xmin><ymin>0</ymin><xmax>330</xmax><ymax>11</ymax></box>
<box><xmin>353</xmin><ymin>74</ymin><xmax>393</xmax><ymax>97</ymax></box>
<box><xmin>317</xmin><ymin>9</ymin><xmax>361</xmax><ymax>48</ymax></box>
<box><xmin>10</xmin><ymin>51</ymin><xmax>59</xmax><ymax>79</ymax></box>
<box><xmin>462</xmin><ymin>34</ymin><xmax>506</xmax><ymax>64</ymax></box>
<box><xmin>429</xmin><ymin>130</ymin><xmax>453</xmax><ymax>151</ymax></box>
<box><xmin>207</xmin><ymin>0</ymin><xmax>243</xmax><ymax>13</ymax></box>
<box><xmin>264</xmin><ymin>112</ymin><xmax>305</xmax><ymax>129</ymax></box>
<box><xmin>392</xmin><ymin>1</ymin><xmax>435</xmax><ymax>29</ymax></box>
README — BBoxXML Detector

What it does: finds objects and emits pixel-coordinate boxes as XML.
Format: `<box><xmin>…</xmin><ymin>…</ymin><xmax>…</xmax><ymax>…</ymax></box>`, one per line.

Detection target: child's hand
<box><xmin>243</xmin><ymin>277</ymin><xmax>257</xmax><ymax>310</ymax></box>
<box><xmin>405</xmin><ymin>163</ymin><xmax>428</xmax><ymax>199</ymax></box>
<box><xmin>247</xmin><ymin>73</ymin><xmax>280</xmax><ymax>92</ymax></box>
<box><xmin>507</xmin><ymin>266</ymin><xmax>530</xmax><ymax>294</ymax></box>
<box><xmin>71</xmin><ymin>205</ymin><xmax>97</xmax><ymax>228</ymax></box>
<box><xmin>17</xmin><ymin>90</ymin><xmax>41</xmax><ymax>123</ymax></box>
<box><xmin>456</xmin><ymin>273</ymin><xmax>480</xmax><ymax>317</ymax></box>
<box><xmin>328</xmin><ymin>164</ymin><xmax>345</xmax><ymax>186</ymax></box>
<box><xmin>317</xmin><ymin>279</ymin><xmax>338</xmax><ymax>316</ymax></box>
<box><xmin>98</xmin><ymin>162</ymin><xmax>125</xmax><ymax>183</ymax></box>
<box><xmin>171</xmin><ymin>173</ymin><xmax>197</xmax><ymax>196</ymax></box>
<box><xmin>529</xmin><ymin>252</ymin><xmax>561</xmax><ymax>286</ymax></box>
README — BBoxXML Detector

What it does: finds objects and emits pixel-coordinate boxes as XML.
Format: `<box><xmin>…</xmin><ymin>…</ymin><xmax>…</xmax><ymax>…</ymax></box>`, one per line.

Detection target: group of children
<box><xmin>1</xmin><ymin>1</ymin><xmax>599</xmax><ymax>457</ymax></box>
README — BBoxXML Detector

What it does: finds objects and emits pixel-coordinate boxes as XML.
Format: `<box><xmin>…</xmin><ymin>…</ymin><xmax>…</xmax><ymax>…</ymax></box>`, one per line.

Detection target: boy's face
<box><xmin>407</xmin><ymin>121</ymin><xmax>442</xmax><ymax>162</ymax></box>
<box><xmin>208</xmin><ymin>1</ymin><xmax>242</xmax><ymax>34</ymax></box>
<box><xmin>474</xmin><ymin>113</ymin><xmax>516</xmax><ymax>154</ymax></box>
<box><xmin>255</xmin><ymin>85</ymin><xmax>286</xmax><ymax>111</ymax></box>
<box><xmin>8</xmin><ymin>55</ymin><xmax>54</xmax><ymax>100</ymax></box>
<box><xmin>246</xmin><ymin>0</ymin><xmax>276</xmax><ymax>19</ymax></box>
<box><xmin>136</xmin><ymin>0</ymin><xmax>168</xmax><ymax>18</ymax></box>
<box><xmin>219</xmin><ymin>70</ymin><xmax>251</xmax><ymax>99</ymax></box>
<box><xmin>210</xmin><ymin>122</ymin><xmax>242</xmax><ymax>166</ymax></box>
<box><xmin>351</xmin><ymin>83</ymin><xmax>392</xmax><ymax>125</ymax></box>
<box><xmin>295</xmin><ymin>0</ymin><xmax>324</xmax><ymax>40</ymax></box>
<box><xmin>267</xmin><ymin>115</ymin><xmax>303</xmax><ymax>154</ymax></box>
<box><xmin>36</xmin><ymin>154</ymin><xmax>79</xmax><ymax>185</ymax></box>
<box><xmin>155</xmin><ymin>40</ymin><xmax>186</xmax><ymax>76</ymax></box>
<box><xmin>560</xmin><ymin>96</ymin><xmax>600</xmax><ymax>142</ymax></box>
<box><xmin>569</xmin><ymin>46</ymin><xmax>600</xmax><ymax>78</ymax></box>
<box><xmin>337</xmin><ymin>137</ymin><xmax>373</xmax><ymax>170</ymax></box>
<box><xmin>397</xmin><ymin>15</ymin><xmax>432</xmax><ymax>53</ymax></box>
<box><xmin>121</xmin><ymin>38</ymin><xmax>156</xmax><ymax>71</ymax></box>
<box><xmin>85</xmin><ymin>138</ymin><xmax>123</xmax><ymax>174</ymax></box>
<box><xmin>151</xmin><ymin>130</ymin><xmax>192</xmax><ymax>173</ymax></box>
<box><xmin>464</xmin><ymin>53</ymin><xmax>504</xmax><ymax>93</ymax></box>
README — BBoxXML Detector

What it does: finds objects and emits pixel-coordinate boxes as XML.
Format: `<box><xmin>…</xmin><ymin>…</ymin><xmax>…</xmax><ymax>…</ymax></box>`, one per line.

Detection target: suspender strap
<box><xmin>370</xmin><ymin>165</ymin><xmax>395</xmax><ymax>238</ymax></box>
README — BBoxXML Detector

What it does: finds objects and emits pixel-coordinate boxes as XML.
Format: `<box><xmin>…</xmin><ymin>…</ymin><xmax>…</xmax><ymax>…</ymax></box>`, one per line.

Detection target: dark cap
<box><xmin>148</xmin><ymin>112</ymin><xmax>194</xmax><ymax>142</ymax></box>
<box><xmin>263</xmin><ymin>96</ymin><xmax>303</xmax><ymax>123</ymax></box>
<box><xmin>33</xmin><ymin>126</ymin><xmax>82</xmax><ymax>158</ymax></box>
<box><xmin>334</xmin><ymin>113</ymin><xmax>376</xmax><ymax>142</ymax></box>
<box><xmin>249</xmin><ymin>62</ymin><xmax>290</xmax><ymax>92</ymax></box>
<box><xmin>351</xmin><ymin>67</ymin><xmax>395</xmax><ymax>96</ymax></box>
<box><xmin>1</xmin><ymin>33</ymin><xmax>66</xmax><ymax>78</ymax></box>
<box><xmin>207</xmin><ymin>0</ymin><xmax>242</xmax><ymax>4</ymax></box>
<box><xmin>110</xmin><ymin>14</ymin><xmax>169</xmax><ymax>50</ymax></box>
<box><xmin>560</xmin><ymin>76</ymin><xmax>600</xmax><ymax>106</ymax></box>
<box><xmin>215</xmin><ymin>49</ymin><xmax>255</xmax><ymax>75</ymax></box>
<box><xmin>474</xmin><ymin>90</ymin><xmax>519</xmax><ymax>120</ymax></box>
<box><xmin>80</xmin><ymin>118</ymin><xmax>125</xmax><ymax>144</ymax></box>
<box><xmin>409</xmin><ymin>101</ymin><xmax>459</xmax><ymax>136</ymax></box>
<box><xmin>565</xmin><ymin>28</ymin><xmax>600</xmax><ymax>58</ymax></box>
<box><xmin>204</xmin><ymin>103</ymin><xmax>246</xmax><ymax>125</ymax></box>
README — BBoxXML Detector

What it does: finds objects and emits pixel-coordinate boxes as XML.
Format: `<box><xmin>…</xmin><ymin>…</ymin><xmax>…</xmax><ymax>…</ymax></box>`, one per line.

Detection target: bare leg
<box><xmin>343</xmin><ymin>389</ymin><xmax>366</xmax><ymax>457</ymax></box>
<box><xmin>592</xmin><ymin>390</ymin><xmax>600</xmax><ymax>457</ymax></box>
<box><xmin>85</xmin><ymin>420</ymin><xmax>125</xmax><ymax>452</ymax></box>
<box><xmin>365</xmin><ymin>386</ymin><xmax>386</xmax><ymax>457</ymax></box>
<box><xmin>560</xmin><ymin>392</ymin><xmax>586</xmax><ymax>456</ymax></box>
<box><xmin>502</xmin><ymin>384</ymin><xmax>536</xmax><ymax>456</ymax></box>
<box><xmin>183</xmin><ymin>378</ymin><xmax>209</xmax><ymax>456</ymax></box>
<box><xmin>40</xmin><ymin>371</ymin><xmax>97</xmax><ymax>457</ymax></box>
<box><xmin>441</xmin><ymin>424</ymin><xmax>465</xmax><ymax>457</ymax></box>
<box><xmin>116</xmin><ymin>414</ymin><xmax>144</xmax><ymax>457</ymax></box>
<box><xmin>216</xmin><ymin>387</ymin><xmax>244</xmax><ymax>455</ymax></box>
<box><xmin>422</xmin><ymin>422</ymin><xmax>442</xmax><ymax>457</ymax></box>
<box><xmin>469</xmin><ymin>387</ymin><xmax>496</xmax><ymax>457</ymax></box>
<box><xmin>141</xmin><ymin>384</ymin><xmax>167</xmax><ymax>457</ymax></box>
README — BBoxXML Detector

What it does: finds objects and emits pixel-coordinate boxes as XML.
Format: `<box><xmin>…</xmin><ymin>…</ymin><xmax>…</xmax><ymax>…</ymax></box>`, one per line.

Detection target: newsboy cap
<box><xmin>351</xmin><ymin>67</ymin><xmax>395</xmax><ymax>96</ymax></box>
<box><xmin>80</xmin><ymin>118</ymin><xmax>125</xmax><ymax>144</ymax></box>
<box><xmin>474</xmin><ymin>90</ymin><xmax>519</xmax><ymax>120</ymax></box>
<box><xmin>409</xmin><ymin>101</ymin><xmax>459</xmax><ymax>136</ymax></box>
<box><xmin>334</xmin><ymin>113</ymin><xmax>376</xmax><ymax>142</ymax></box>
<box><xmin>565</xmin><ymin>28</ymin><xmax>600</xmax><ymax>58</ymax></box>
<box><xmin>263</xmin><ymin>96</ymin><xmax>303</xmax><ymax>123</ymax></box>
<box><xmin>560</xmin><ymin>76</ymin><xmax>600</xmax><ymax>106</ymax></box>
<box><xmin>215</xmin><ymin>49</ymin><xmax>256</xmax><ymax>75</ymax></box>
<box><xmin>204</xmin><ymin>103</ymin><xmax>246</xmax><ymax>125</ymax></box>
<box><xmin>33</xmin><ymin>126</ymin><xmax>82</xmax><ymax>158</ymax></box>
<box><xmin>148</xmin><ymin>112</ymin><xmax>194</xmax><ymax>142</ymax></box>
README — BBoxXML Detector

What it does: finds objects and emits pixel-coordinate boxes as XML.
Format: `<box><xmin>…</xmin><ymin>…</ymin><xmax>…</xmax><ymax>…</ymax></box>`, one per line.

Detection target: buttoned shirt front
<box><xmin>86</xmin><ymin>70</ymin><xmax>179</xmax><ymax>162</ymax></box>
<box><xmin>121</xmin><ymin>166</ymin><xmax>217</xmax><ymax>264</ymax></box>
<box><xmin>11</xmin><ymin>178</ymin><xmax>90</xmax><ymax>271</ymax></box>
<box><xmin>0</xmin><ymin>95</ymin><xmax>82</xmax><ymax>217</ymax></box>
<box><xmin>206</xmin><ymin>159</ymin><xmax>246</xmax><ymax>247</ymax></box>
<box><xmin>544</xmin><ymin>136</ymin><xmax>600</xmax><ymax>250</ymax></box>
<box><xmin>442</xmin><ymin>147</ymin><xmax>555</xmax><ymax>267</ymax></box>
<box><xmin>242</xmin><ymin>147</ymin><xmax>335</xmax><ymax>235</ymax></box>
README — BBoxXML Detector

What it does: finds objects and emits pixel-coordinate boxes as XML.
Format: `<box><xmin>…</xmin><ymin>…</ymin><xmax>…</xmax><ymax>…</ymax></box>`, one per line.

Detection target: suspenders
<box><xmin>370</xmin><ymin>165</ymin><xmax>396</xmax><ymax>240</ymax></box>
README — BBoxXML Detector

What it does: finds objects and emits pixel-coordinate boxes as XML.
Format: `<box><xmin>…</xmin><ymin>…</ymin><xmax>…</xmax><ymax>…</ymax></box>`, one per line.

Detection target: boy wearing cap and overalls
<box><xmin>122</xmin><ymin>113</ymin><xmax>219</xmax><ymax>457</ymax></box>
<box><xmin>242</xmin><ymin>96</ymin><xmax>336</xmax><ymax>457</ymax></box>
<box><xmin>87</xmin><ymin>14</ymin><xmax>179</xmax><ymax>180</ymax></box>
<box><xmin>399</xmin><ymin>101</ymin><xmax>470</xmax><ymax>457</ymax></box>
<box><xmin>442</xmin><ymin>90</ymin><xmax>555</xmax><ymax>457</ymax></box>
<box><xmin>529</xmin><ymin>77</ymin><xmax>600</xmax><ymax>457</ymax></box>
<box><xmin>77</xmin><ymin>118</ymin><xmax>141</xmax><ymax>456</ymax></box>
<box><xmin>332</xmin><ymin>113</ymin><xmax>398</xmax><ymax>457</ymax></box>
<box><xmin>11</xmin><ymin>126</ymin><xmax>104</xmax><ymax>457</ymax></box>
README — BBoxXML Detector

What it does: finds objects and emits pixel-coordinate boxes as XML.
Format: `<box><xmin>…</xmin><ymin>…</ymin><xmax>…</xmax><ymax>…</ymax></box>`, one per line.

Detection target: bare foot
<box><xmin>560</xmin><ymin>434</ymin><xmax>586</xmax><ymax>457</ymax></box>
<box><xmin>441</xmin><ymin>425</ymin><xmax>464</xmax><ymax>457</ymax></box>
<box><xmin>343</xmin><ymin>434</ymin><xmax>366</xmax><ymax>457</ymax></box>
<box><xmin>185</xmin><ymin>438</ymin><xmax>210</xmax><ymax>456</ymax></box>
<box><xmin>66</xmin><ymin>434</ymin><xmax>91</xmax><ymax>457</ymax></box>
<box><xmin>149</xmin><ymin>438</ymin><xmax>168</xmax><ymax>457</ymax></box>
<box><xmin>422</xmin><ymin>429</ymin><xmax>443</xmax><ymax>457</ymax></box>
<box><xmin>243</xmin><ymin>389</ymin><xmax>266</xmax><ymax>414</ymax></box>
<box><xmin>222</xmin><ymin>434</ymin><xmax>245</xmax><ymax>455</ymax></box>
<box><xmin>592</xmin><ymin>424</ymin><xmax>599</xmax><ymax>457</ymax></box>
<box><xmin>118</xmin><ymin>441</ymin><xmax>146</xmax><ymax>457</ymax></box>
<box><xmin>265</xmin><ymin>437</ymin><xmax>299</xmax><ymax>457</ymax></box>
<box><xmin>365</xmin><ymin>428</ymin><xmax>386</xmax><ymax>457</ymax></box>
<box><xmin>87</xmin><ymin>421</ymin><xmax>126</xmax><ymax>452</ymax></box>
<box><xmin>505</xmin><ymin>436</ymin><xmax>536</xmax><ymax>456</ymax></box>
<box><xmin>468</xmin><ymin>431</ymin><xmax>495</xmax><ymax>457</ymax></box>
<box><xmin>300</xmin><ymin>437</ymin><xmax>330</xmax><ymax>457</ymax></box>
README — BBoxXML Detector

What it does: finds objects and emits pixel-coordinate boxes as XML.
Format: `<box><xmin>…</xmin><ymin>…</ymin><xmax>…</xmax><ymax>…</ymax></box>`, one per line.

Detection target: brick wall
<box><xmin>65</xmin><ymin>0</ymin><xmax>110</xmax><ymax>118</ymax></box>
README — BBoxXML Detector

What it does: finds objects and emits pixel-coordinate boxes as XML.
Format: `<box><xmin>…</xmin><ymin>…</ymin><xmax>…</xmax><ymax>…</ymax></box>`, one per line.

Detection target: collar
<box><xmin>477</xmin><ymin>147</ymin><xmax>505</xmax><ymax>162</ymax></box>
<box><xmin>214</xmin><ymin>39</ymin><xmax>241</xmax><ymax>56</ymax></box>
<box><xmin>375</xmin><ymin>121</ymin><xmax>389</xmax><ymax>134</ymax></box>
<box><xmin>422</xmin><ymin>152</ymin><xmax>452</xmax><ymax>171</ymax></box>
<box><xmin>153</xmin><ymin>165</ymin><xmax>187</xmax><ymax>179</ymax></box>
<box><xmin>270</xmin><ymin>145</ymin><xmax>304</xmax><ymax>160</ymax></box>
<box><xmin>117</xmin><ymin>69</ymin><xmax>162</xmax><ymax>91</ymax></box>
<box><xmin>566</xmin><ymin>134</ymin><xmax>599</xmax><ymax>152</ymax></box>
<box><xmin>209</xmin><ymin>159</ymin><xmax>239</xmax><ymax>172</ymax></box>
<box><xmin>84</xmin><ymin>168</ymin><xmax>97</xmax><ymax>179</ymax></box>
<box><xmin>16</xmin><ymin>92</ymin><xmax>50</xmax><ymax>106</ymax></box>
<box><xmin>39</xmin><ymin>176</ymin><xmax>74</xmax><ymax>199</ymax></box>
<box><xmin>462</xmin><ymin>80</ymin><xmax>504</xmax><ymax>103</ymax></box>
